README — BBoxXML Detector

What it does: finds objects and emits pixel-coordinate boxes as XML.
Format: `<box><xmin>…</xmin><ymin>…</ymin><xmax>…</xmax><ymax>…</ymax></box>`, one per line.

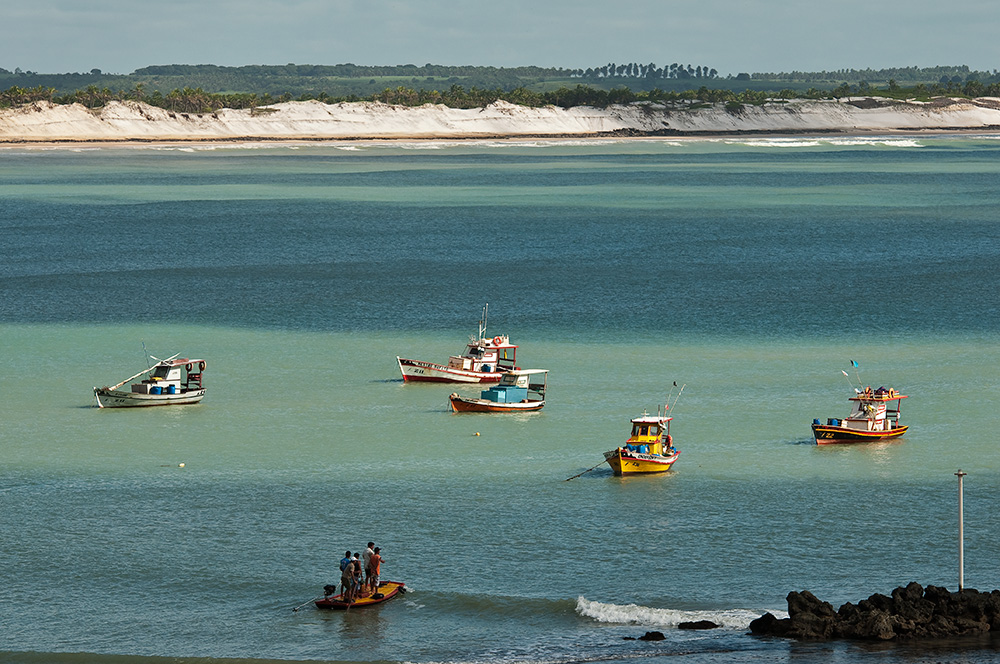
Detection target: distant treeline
<box><xmin>2</xmin><ymin>62</ymin><xmax>996</xmax><ymax>100</ymax></box>
<box><xmin>4</xmin><ymin>78</ymin><xmax>1000</xmax><ymax>114</ymax></box>
<box><xmin>2</xmin><ymin>62</ymin><xmax>1000</xmax><ymax>112</ymax></box>
<box><xmin>748</xmin><ymin>64</ymin><xmax>996</xmax><ymax>84</ymax></box>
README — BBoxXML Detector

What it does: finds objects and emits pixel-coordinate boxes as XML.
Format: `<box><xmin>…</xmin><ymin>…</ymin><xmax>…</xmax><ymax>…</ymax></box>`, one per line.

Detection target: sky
<box><xmin>4</xmin><ymin>0</ymin><xmax>998</xmax><ymax>76</ymax></box>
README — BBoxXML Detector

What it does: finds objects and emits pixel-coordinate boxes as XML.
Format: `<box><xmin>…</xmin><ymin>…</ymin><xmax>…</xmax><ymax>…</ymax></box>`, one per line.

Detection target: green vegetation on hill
<box><xmin>1</xmin><ymin>62</ymin><xmax>998</xmax><ymax>112</ymax></box>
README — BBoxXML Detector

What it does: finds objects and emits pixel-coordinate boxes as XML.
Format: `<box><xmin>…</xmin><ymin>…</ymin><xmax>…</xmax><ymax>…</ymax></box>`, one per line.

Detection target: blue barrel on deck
<box><xmin>167</xmin><ymin>384</ymin><xmax>176</xmax><ymax>394</ymax></box>
<box><xmin>151</xmin><ymin>386</ymin><xmax>162</xmax><ymax>395</ymax></box>
<box><xmin>828</xmin><ymin>418</ymin><xmax>839</xmax><ymax>426</ymax></box>
<box><xmin>813</xmin><ymin>419</ymin><xmax>821</xmax><ymax>425</ymax></box>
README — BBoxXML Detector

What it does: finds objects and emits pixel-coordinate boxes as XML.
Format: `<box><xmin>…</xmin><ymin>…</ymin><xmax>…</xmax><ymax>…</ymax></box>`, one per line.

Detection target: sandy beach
<box><xmin>2</xmin><ymin>96</ymin><xmax>1000</xmax><ymax>144</ymax></box>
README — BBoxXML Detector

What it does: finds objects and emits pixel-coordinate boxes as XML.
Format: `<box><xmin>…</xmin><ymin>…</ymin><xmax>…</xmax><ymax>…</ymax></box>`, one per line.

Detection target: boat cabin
<box><xmin>829</xmin><ymin>386</ymin><xmax>906</xmax><ymax>432</ymax></box>
<box><xmin>624</xmin><ymin>415</ymin><xmax>673</xmax><ymax>456</ymax></box>
<box><xmin>479</xmin><ymin>369</ymin><xmax>547</xmax><ymax>403</ymax></box>
<box><xmin>131</xmin><ymin>358</ymin><xmax>205</xmax><ymax>395</ymax></box>
<box><xmin>447</xmin><ymin>335</ymin><xmax>518</xmax><ymax>373</ymax></box>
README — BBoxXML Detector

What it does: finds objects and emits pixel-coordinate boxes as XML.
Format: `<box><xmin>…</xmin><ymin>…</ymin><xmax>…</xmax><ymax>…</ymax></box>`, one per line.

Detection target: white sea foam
<box><xmin>575</xmin><ymin>596</ymin><xmax>785</xmax><ymax>630</ymax></box>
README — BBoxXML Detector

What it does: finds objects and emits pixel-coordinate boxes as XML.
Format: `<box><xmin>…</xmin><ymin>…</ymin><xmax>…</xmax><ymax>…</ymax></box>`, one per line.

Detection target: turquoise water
<box><xmin>3</xmin><ymin>137</ymin><xmax>1000</xmax><ymax>663</ymax></box>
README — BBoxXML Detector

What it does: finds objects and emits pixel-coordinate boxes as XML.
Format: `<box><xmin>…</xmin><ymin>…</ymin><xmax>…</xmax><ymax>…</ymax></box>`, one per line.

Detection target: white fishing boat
<box><xmin>396</xmin><ymin>304</ymin><xmax>520</xmax><ymax>383</ymax></box>
<box><xmin>94</xmin><ymin>354</ymin><xmax>207</xmax><ymax>408</ymax></box>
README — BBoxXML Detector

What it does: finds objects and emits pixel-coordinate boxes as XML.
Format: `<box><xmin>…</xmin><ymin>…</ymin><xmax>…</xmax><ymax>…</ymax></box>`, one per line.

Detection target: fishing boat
<box><xmin>93</xmin><ymin>354</ymin><xmax>207</xmax><ymax>408</ymax></box>
<box><xmin>604</xmin><ymin>409</ymin><xmax>680</xmax><ymax>476</ymax></box>
<box><xmin>315</xmin><ymin>581</ymin><xmax>406</xmax><ymax>610</ymax></box>
<box><xmin>812</xmin><ymin>385</ymin><xmax>908</xmax><ymax>444</ymax></box>
<box><xmin>396</xmin><ymin>304</ymin><xmax>519</xmax><ymax>383</ymax></box>
<box><xmin>449</xmin><ymin>369</ymin><xmax>548</xmax><ymax>413</ymax></box>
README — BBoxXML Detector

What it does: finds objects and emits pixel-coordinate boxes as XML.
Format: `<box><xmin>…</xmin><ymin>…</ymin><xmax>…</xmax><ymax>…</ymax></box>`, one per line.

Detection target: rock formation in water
<box><xmin>750</xmin><ymin>582</ymin><xmax>1000</xmax><ymax>640</ymax></box>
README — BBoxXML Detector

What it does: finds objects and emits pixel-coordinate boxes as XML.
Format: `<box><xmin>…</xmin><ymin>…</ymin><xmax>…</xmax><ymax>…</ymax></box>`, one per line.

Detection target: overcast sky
<box><xmin>5</xmin><ymin>0</ymin><xmax>998</xmax><ymax>75</ymax></box>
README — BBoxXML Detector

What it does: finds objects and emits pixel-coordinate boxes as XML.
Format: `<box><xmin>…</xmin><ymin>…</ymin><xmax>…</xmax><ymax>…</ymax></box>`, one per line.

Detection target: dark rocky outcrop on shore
<box><xmin>678</xmin><ymin>620</ymin><xmax>720</xmax><ymax>630</ymax></box>
<box><xmin>750</xmin><ymin>582</ymin><xmax>1000</xmax><ymax>640</ymax></box>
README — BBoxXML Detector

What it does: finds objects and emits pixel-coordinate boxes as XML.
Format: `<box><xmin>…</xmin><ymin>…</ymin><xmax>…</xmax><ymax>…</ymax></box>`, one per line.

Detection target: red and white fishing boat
<box><xmin>396</xmin><ymin>304</ymin><xmax>519</xmax><ymax>383</ymax></box>
<box><xmin>812</xmin><ymin>385</ymin><xmax>908</xmax><ymax>444</ymax></box>
<box><xmin>94</xmin><ymin>353</ymin><xmax>206</xmax><ymax>408</ymax></box>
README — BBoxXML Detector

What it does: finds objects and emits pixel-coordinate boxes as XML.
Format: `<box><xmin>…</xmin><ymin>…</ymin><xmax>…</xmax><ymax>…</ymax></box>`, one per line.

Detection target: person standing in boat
<box><xmin>369</xmin><ymin>547</ymin><xmax>384</xmax><ymax>592</ymax></box>
<box><xmin>340</xmin><ymin>551</ymin><xmax>356</xmax><ymax>602</ymax></box>
<box><xmin>339</xmin><ymin>550</ymin><xmax>352</xmax><ymax>595</ymax></box>
<box><xmin>349</xmin><ymin>553</ymin><xmax>364</xmax><ymax>602</ymax></box>
<box><xmin>362</xmin><ymin>542</ymin><xmax>375</xmax><ymax>595</ymax></box>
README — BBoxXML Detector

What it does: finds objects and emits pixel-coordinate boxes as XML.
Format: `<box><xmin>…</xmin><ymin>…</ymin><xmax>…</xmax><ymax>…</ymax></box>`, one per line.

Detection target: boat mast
<box><xmin>479</xmin><ymin>303</ymin><xmax>488</xmax><ymax>341</ymax></box>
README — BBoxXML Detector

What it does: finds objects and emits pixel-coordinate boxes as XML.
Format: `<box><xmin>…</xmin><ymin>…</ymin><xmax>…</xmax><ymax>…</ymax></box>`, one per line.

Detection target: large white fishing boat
<box><xmin>396</xmin><ymin>304</ymin><xmax>520</xmax><ymax>383</ymax></box>
<box><xmin>94</xmin><ymin>354</ymin><xmax>207</xmax><ymax>408</ymax></box>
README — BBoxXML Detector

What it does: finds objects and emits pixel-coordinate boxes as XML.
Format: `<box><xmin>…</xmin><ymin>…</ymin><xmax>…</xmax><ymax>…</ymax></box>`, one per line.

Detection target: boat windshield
<box><xmin>499</xmin><ymin>373</ymin><xmax>529</xmax><ymax>387</ymax></box>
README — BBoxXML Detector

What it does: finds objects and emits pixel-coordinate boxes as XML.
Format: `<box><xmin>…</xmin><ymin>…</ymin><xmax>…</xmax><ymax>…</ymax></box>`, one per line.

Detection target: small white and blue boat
<box><xmin>94</xmin><ymin>354</ymin><xmax>207</xmax><ymax>408</ymax></box>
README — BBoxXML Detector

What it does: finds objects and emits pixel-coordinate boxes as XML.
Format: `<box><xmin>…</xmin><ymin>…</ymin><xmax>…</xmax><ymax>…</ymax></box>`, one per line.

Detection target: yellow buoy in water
<box><xmin>474</xmin><ymin>432</ymin><xmax>480</xmax><ymax>436</ymax></box>
<box><xmin>178</xmin><ymin>463</ymin><xmax>185</xmax><ymax>467</ymax></box>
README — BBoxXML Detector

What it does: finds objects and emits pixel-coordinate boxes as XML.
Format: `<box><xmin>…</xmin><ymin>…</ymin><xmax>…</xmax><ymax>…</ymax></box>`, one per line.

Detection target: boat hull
<box><xmin>449</xmin><ymin>394</ymin><xmax>544</xmax><ymax>413</ymax></box>
<box><xmin>604</xmin><ymin>448</ymin><xmax>679</xmax><ymax>475</ymax></box>
<box><xmin>397</xmin><ymin>357</ymin><xmax>503</xmax><ymax>383</ymax></box>
<box><xmin>812</xmin><ymin>424</ymin><xmax>908</xmax><ymax>445</ymax></box>
<box><xmin>94</xmin><ymin>388</ymin><xmax>206</xmax><ymax>408</ymax></box>
<box><xmin>315</xmin><ymin>581</ymin><xmax>406</xmax><ymax>610</ymax></box>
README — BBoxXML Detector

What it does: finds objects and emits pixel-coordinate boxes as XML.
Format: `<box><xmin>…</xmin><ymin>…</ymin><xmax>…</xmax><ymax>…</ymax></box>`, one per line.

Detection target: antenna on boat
<box><xmin>669</xmin><ymin>383</ymin><xmax>686</xmax><ymax>414</ymax></box>
<box><xmin>141</xmin><ymin>340</ymin><xmax>152</xmax><ymax>369</ymax></box>
<box><xmin>841</xmin><ymin>369</ymin><xmax>856</xmax><ymax>391</ymax></box>
<box><xmin>850</xmin><ymin>359</ymin><xmax>863</xmax><ymax>388</ymax></box>
<box><xmin>665</xmin><ymin>381</ymin><xmax>677</xmax><ymax>406</ymax></box>
<box><xmin>479</xmin><ymin>303</ymin><xmax>488</xmax><ymax>341</ymax></box>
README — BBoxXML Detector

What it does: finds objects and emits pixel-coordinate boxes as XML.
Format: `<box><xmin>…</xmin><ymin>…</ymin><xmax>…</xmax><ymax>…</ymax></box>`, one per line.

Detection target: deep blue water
<box><xmin>2</xmin><ymin>137</ymin><xmax>1000</xmax><ymax>664</ymax></box>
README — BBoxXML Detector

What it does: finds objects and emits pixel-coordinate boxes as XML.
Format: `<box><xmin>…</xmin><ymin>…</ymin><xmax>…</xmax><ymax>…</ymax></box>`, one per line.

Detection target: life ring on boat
<box><xmin>185</xmin><ymin>363</ymin><xmax>193</xmax><ymax>372</ymax></box>
<box><xmin>492</xmin><ymin>336</ymin><xmax>503</xmax><ymax>346</ymax></box>
<box><xmin>199</xmin><ymin>361</ymin><xmax>207</xmax><ymax>372</ymax></box>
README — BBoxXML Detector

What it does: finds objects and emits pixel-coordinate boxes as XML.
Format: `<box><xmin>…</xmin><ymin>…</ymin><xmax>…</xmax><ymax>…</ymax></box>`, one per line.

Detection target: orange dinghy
<box><xmin>314</xmin><ymin>581</ymin><xmax>406</xmax><ymax>610</ymax></box>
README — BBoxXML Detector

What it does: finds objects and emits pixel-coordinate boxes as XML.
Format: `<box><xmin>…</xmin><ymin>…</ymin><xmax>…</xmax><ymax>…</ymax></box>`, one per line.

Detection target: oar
<box><xmin>292</xmin><ymin>596</ymin><xmax>323</xmax><ymax>612</ymax></box>
<box><xmin>565</xmin><ymin>459</ymin><xmax>607</xmax><ymax>481</ymax></box>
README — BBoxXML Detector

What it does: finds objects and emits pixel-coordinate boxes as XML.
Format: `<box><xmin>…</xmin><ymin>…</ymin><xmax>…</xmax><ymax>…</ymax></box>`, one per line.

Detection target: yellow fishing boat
<box><xmin>604</xmin><ymin>410</ymin><xmax>680</xmax><ymax>476</ymax></box>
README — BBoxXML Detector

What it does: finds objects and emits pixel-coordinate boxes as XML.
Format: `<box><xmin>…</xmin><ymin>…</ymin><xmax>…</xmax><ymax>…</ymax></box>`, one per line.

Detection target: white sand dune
<box><xmin>2</xmin><ymin>97</ymin><xmax>1000</xmax><ymax>142</ymax></box>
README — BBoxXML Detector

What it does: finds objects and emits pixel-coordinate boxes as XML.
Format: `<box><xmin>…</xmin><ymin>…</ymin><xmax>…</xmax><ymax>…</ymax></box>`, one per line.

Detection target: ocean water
<box><xmin>3</xmin><ymin>136</ymin><xmax>1000</xmax><ymax>664</ymax></box>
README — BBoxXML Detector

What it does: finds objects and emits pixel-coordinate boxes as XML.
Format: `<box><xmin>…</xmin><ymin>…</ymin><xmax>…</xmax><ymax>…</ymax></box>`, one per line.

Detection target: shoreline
<box><xmin>3</xmin><ymin>126</ymin><xmax>1000</xmax><ymax>148</ymax></box>
<box><xmin>3</xmin><ymin>97</ymin><xmax>1000</xmax><ymax>147</ymax></box>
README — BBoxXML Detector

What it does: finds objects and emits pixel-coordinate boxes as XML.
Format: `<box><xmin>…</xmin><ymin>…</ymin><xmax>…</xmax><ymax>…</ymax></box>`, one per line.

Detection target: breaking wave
<box><xmin>575</xmin><ymin>596</ymin><xmax>785</xmax><ymax>630</ymax></box>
